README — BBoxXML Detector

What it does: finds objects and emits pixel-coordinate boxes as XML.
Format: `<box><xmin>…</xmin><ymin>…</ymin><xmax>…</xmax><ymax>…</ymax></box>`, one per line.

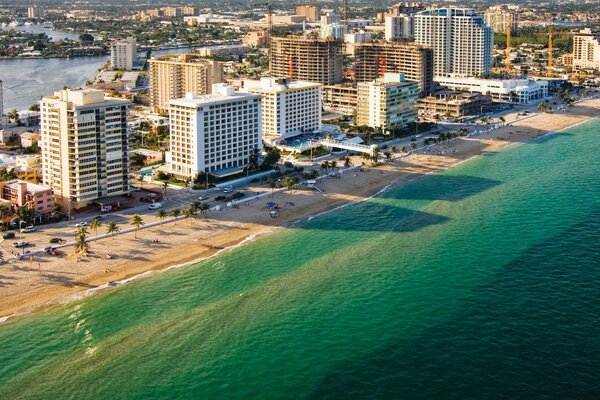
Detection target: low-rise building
<box><xmin>243</xmin><ymin>31</ymin><xmax>269</xmax><ymax>48</ymax></box>
<box><xmin>20</xmin><ymin>132</ymin><xmax>40</xmax><ymax>147</ymax></box>
<box><xmin>356</xmin><ymin>73</ymin><xmax>419</xmax><ymax>133</ymax></box>
<box><xmin>0</xmin><ymin>180</ymin><xmax>54</xmax><ymax>215</ymax></box>
<box><xmin>131</xmin><ymin>148</ymin><xmax>164</xmax><ymax>164</ymax></box>
<box><xmin>434</xmin><ymin>76</ymin><xmax>548</xmax><ymax>104</ymax></box>
<box><xmin>418</xmin><ymin>91</ymin><xmax>490</xmax><ymax>120</ymax></box>
<box><xmin>241</xmin><ymin>77</ymin><xmax>322</xmax><ymax>139</ymax></box>
<box><xmin>196</xmin><ymin>45</ymin><xmax>249</xmax><ymax>58</ymax></box>
<box><xmin>167</xmin><ymin>83</ymin><xmax>262</xmax><ymax>179</ymax></box>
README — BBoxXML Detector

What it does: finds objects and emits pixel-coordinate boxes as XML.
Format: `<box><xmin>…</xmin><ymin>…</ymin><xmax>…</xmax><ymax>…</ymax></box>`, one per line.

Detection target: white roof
<box><xmin>242</xmin><ymin>78</ymin><xmax>322</xmax><ymax>93</ymax></box>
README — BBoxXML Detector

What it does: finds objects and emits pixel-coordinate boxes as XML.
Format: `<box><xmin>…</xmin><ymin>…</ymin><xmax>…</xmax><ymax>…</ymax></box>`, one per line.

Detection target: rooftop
<box><xmin>168</xmin><ymin>84</ymin><xmax>260</xmax><ymax>108</ymax></box>
<box><xmin>242</xmin><ymin>78</ymin><xmax>322</xmax><ymax>93</ymax></box>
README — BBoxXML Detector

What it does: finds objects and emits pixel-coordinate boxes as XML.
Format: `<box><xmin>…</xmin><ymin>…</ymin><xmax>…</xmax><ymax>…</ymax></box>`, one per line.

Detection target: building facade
<box><xmin>243</xmin><ymin>30</ymin><xmax>269</xmax><ymax>48</ymax></box>
<box><xmin>434</xmin><ymin>76</ymin><xmax>548</xmax><ymax>104</ymax></box>
<box><xmin>353</xmin><ymin>41</ymin><xmax>434</xmax><ymax>97</ymax></box>
<box><xmin>418</xmin><ymin>91</ymin><xmax>490</xmax><ymax>120</ymax></box>
<box><xmin>415</xmin><ymin>8</ymin><xmax>493</xmax><ymax>77</ymax></box>
<box><xmin>27</xmin><ymin>6</ymin><xmax>45</xmax><ymax>18</ymax></box>
<box><xmin>242</xmin><ymin>78</ymin><xmax>322</xmax><ymax>139</ymax></box>
<box><xmin>270</xmin><ymin>37</ymin><xmax>343</xmax><ymax>85</ymax></box>
<box><xmin>167</xmin><ymin>84</ymin><xmax>262</xmax><ymax>179</ymax></box>
<box><xmin>0</xmin><ymin>180</ymin><xmax>54</xmax><ymax>215</ymax></box>
<box><xmin>573</xmin><ymin>29</ymin><xmax>600</xmax><ymax>72</ymax></box>
<box><xmin>110</xmin><ymin>37</ymin><xmax>137</xmax><ymax>70</ymax></box>
<box><xmin>385</xmin><ymin>15</ymin><xmax>414</xmax><ymax>41</ymax></box>
<box><xmin>484</xmin><ymin>7</ymin><xmax>518</xmax><ymax>34</ymax></box>
<box><xmin>40</xmin><ymin>89</ymin><xmax>131</xmax><ymax>209</ymax></box>
<box><xmin>149</xmin><ymin>55</ymin><xmax>223</xmax><ymax>114</ymax></box>
<box><xmin>356</xmin><ymin>73</ymin><xmax>419</xmax><ymax>133</ymax></box>
<box><xmin>296</xmin><ymin>5</ymin><xmax>320</xmax><ymax>21</ymax></box>
<box><xmin>322</xmin><ymin>84</ymin><xmax>358</xmax><ymax>115</ymax></box>
<box><xmin>390</xmin><ymin>2</ymin><xmax>425</xmax><ymax>16</ymax></box>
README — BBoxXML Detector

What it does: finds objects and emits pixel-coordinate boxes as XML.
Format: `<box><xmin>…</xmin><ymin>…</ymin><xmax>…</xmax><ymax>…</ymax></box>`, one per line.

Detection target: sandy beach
<box><xmin>1</xmin><ymin>97</ymin><xmax>599</xmax><ymax>320</ymax></box>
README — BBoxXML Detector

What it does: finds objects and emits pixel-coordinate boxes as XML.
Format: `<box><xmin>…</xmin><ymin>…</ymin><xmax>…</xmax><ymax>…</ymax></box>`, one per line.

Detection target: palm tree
<box><xmin>170</xmin><ymin>208</ymin><xmax>181</xmax><ymax>224</ymax></box>
<box><xmin>283</xmin><ymin>176</ymin><xmax>297</xmax><ymax>192</ymax></box>
<box><xmin>189</xmin><ymin>201</ymin><xmax>200</xmax><ymax>215</ymax></box>
<box><xmin>130</xmin><ymin>214</ymin><xmax>144</xmax><ymax>238</ymax></box>
<box><xmin>106</xmin><ymin>221</ymin><xmax>120</xmax><ymax>239</ymax></box>
<box><xmin>73</xmin><ymin>233</ymin><xmax>90</xmax><ymax>254</ymax></box>
<box><xmin>372</xmin><ymin>147</ymin><xmax>381</xmax><ymax>163</ymax></box>
<box><xmin>156</xmin><ymin>209</ymin><xmax>167</xmax><ymax>225</ymax></box>
<box><xmin>269</xmin><ymin>181</ymin><xmax>277</xmax><ymax>197</ymax></box>
<box><xmin>182</xmin><ymin>208</ymin><xmax>194</xmax><ymax>225</ymax></box>
<box><xmin>344</xmin><ymin>156</ymin><xmax>351</xmax><ymax>168</ymax></box>
<box><xmin>0</xmin><ymin>204</ymin><xmax>9</xmax><ymax>219</ymax></box>
<box><xmin>401</xmin><ymin>146</ymin><xmax>407</xmax><ymax>153</ymax></box>
<box><xmin>199</xmin><ymin>203</ymin><xmax>210</xmax><ymax>219</ymax></box>
<box><xmin>330</xmin><ymin>160</ymin><xmax>338</xmax><ymax>172</ymax></box>
<box><xmin>16</xmin><ymin>206</ymin><xmax>35</xmax><ymax>225</ymax></box>
<box><xmin>410</xmin><ymin>142</ymin><xmax>417</xmax><ymax>152</ymax></box>
<box><xmin>136</xmin><ymin>175</ymin><xmax>144</xmax><ymax>189</ymax></box>
<box><xmin>90</xmin><ymin>219</ymin><xmax>102</xmax><ymax>239</ymax></box>
<box><xmin>0</xmin><ymin>249</ymin><xmax>4</xmax><ymax>264</ymax></box>
<box><xmin>162</xmin><ymin>181</ymin><xmax>168</xmax><ymax>197</ymax></box>
<box><xmin>76</xmin><ymin>226</ymin><xmax>89</xmax><ymax>238</ymax></box>
<box><xmin>390</xmin><ymin>145</ymin><xmax>397</xmax><ymax>154</ymax></box>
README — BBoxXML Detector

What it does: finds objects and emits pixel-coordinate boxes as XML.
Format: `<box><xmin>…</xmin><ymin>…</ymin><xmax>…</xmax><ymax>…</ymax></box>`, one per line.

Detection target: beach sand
<box><xmin>1</xmin><ymin>98</ymin><xmax>599</xmax><ymax>320</ymax></box>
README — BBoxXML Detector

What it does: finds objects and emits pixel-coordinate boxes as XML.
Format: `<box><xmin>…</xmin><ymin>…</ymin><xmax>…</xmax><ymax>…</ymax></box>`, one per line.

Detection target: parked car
<box><xmin>146</xmin><ymin>193</ymin><xmax>159</xmax><ymax>199</ymax></box>
<box><xmin>43</xmin><ymin>246</ymin><xmax>54</xmax><ymax>253</ymax></box>
<box><xmin>49</xmin><ymin>237</ymin><xmax>63</xmax><ymax>244</ymax></box>
<box><xmin>215</xmin><ymin>195</ymin><xmax>227</xmax><ymax>201</ymax></box>
<box><xmin>222</xmin><ymin>186</ymin><xmax>234</xmax><ymax>193</ymax></box>
<box><xmin>75</xmin><ymin>222</ymin><xmax>88</xmax><ymax>228</ymax></box>
<box><xmin>148</xmin><ymin>202</ymin><xmax>162</xmax><ymax>210</ymax></box>
<box><xmin>13</xmin><ymin>241</ymin><xmax>29</xmax><ymax>248</ymax></box>
<box><xmin>130</xmin><ymin>186</ymin><xmax>141</xmax><ymax>192</ymax></box>
<box><xmin>100</xmin><ymin>205</ymin><xmax>112</xmax><ymax>213</ymax></box>
<box><xmin>2</xmin><ymin>232</ymin><xmax>15</xmax><ymax>239</ymax></box>
<box><xmin>198</xmin><ymin>195</ymin><xmax>209</xmax><ymax>201</ymax></box>
<box><xmin>20</xmin><ymin>226</ymin><xmax>35</xmax><ymax>233</ymax></box>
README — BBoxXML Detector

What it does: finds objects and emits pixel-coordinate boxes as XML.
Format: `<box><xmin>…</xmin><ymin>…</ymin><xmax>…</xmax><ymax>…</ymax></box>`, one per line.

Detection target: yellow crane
<box><xmin>534</xmin><ymin>26</ymin><xmax>573</xmax><ymax>77</ymax></box>
<box><xmin>505</xmin><ymin>21</ymin><xmax>511</xmax><ymax>73</ymax></box>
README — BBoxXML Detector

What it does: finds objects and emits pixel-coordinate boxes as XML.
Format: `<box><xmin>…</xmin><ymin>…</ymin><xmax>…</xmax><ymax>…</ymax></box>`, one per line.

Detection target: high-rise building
<box><xmin>321</xmin><ymin>23</ymin><xmax>346</xmax><ymax>40</ymax></box>
<box><xmin>148</xmin><ymin>54</ymin><xmax>223</xmax><ymax>114</ymax></box>
<box><xmin>167</xmin><ymin>84</ymin><xmax>262</xmax><ymax>179</ymax></box>
<box><xmin>321</xmin><ymin>12</ymin><xmax>341</xmax><ymax>26</ymax></box>
<box><xmin>270</xmin><ymin>37</ymin><xmax>343</xmax><ymax>85</ymax></box>
<box><xmin>353</xmin><ymin>41</ymin><xmax>434</xmax><ymax>97</ymax></box>
<box><xmin>296</xmin><ymin>5</ymin><xmax>320</xmax><ymax>22</ymax></box>
<box><xmin>484</xmin><ymin>7</ymin><xmax>518</xmax><ymax>34</ymax></box>
<box><xmin>414</xmin><ymin>8</ymin><xmax>493</xmax><ymax>77</ymax></box>
<box><xmin>27</xmin><ymin>6</ymin><xmax>45</xmax><ymax>18</ymax></box>
<box><xmin>356</xmin><ymin>73</ymin><xmax>419</xmax><ymax>133</ymax></box>
<box><xmin>110</xmin><ymin>37</ymin><xmax>137</xmax><ymax>70</ymax></box>
<box><xmin>385</xmin><ymin>15</ymin><xmax>414</xmax><ymax>40</ymax></box>
<box><xmin>40</xmin><ymin>89</ymin><xmax>131</xmax><ymax>210</ymax></box>
<box><xmin>242</xmin><ymin>77</ymin><xmax>322</xmax><ymax>139</ymax></box>
<box><xmin>573</xmin><ymin>29</ymin><xmax>600</xmax><ymax>72</ymax></box>
<box><xmin>390</xmin><ymin>2</ymin><xmax>425</xmax><ymax>16</ymax></box>
<box><xmin>180</xmin><ymin>6</ymin><xmax>199</xmax><ymax>16</ymax></box>
<box><xmin>162</xmin><ymin>7</ymin><xmax>181</xmax><ymax>17</ymax></box>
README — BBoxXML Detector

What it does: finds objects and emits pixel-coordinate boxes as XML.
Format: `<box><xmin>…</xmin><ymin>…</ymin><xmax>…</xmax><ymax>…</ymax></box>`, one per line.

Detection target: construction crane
<box><xmin>534</xmin><ymin>26</ymin><xmax>573</xmax><ymax>78</ymax></box>
<box><xmin>505</xmin><ymin>21</ymin><xmax>511</xmax><ymax>73</ymax></box>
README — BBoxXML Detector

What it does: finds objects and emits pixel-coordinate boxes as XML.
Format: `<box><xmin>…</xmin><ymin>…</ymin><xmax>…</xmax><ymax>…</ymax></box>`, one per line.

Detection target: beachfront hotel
<box><xmin>414</xmin><ymin>8</ymin><xmax>493</xmax><ymax>77</ymax></box>
<box><xmin>110</xmin><ymin>37</ymin><xmax>137</xmax><ymax>70</ymax></box>
<box><xmin>148</xmin><ymin>54</ymin><xmax>224</xmax><ymax>114</ymax></box>
<box><xmin>167</xmin><ymin>83</ymin><xmax>262</xmax><ymax>180</ymax></box>
<box><xmin>40</xmin><ymin>89</ymin><xmax>131</xmax><ymax>210</ymax></box>
<box><xmin>241</xmin><ymin>77</ymin><xmax>322</xmax><ymax>140</ymax></box>
<box><xmin>356</xmin><ymin>73</ymin><xmax>419</xmax><ymax>134</ymax></box>
<box><xmin>572</xmin><ymin>29</ymin><xmax>600</xmax><ymax>72</ymax></box>
<box><xmin>434</xmin><ymin>76</ymin><xmax>548</xmax><ymax>104</ymax></box>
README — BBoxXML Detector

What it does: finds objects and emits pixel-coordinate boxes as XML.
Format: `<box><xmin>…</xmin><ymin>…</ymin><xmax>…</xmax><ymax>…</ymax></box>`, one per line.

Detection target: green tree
<box><xmin>390</xmin><ymin>145</ymin><xmax>397</xmax><ymax>154</ymax></box>
<box><xmin>170</xmin><ymin>208</ymin><xmax>181</xmax><ymax>224</ymax></box>
<box><xmin>90</xmin><ymin>219</ymin><xmax>102</xmax><ymax>239</ymax></box>
<box><xmin>344</xmin><ymin>156</ymin><xmax>351</xmax><ymax>168</ymax></box>
<box><xmin>106</xmin><ymin>221</ymin><xmax>120</xmax><ymax>239</ymax></box>
<box><xmin>130</xmin><ymin>214</ymin><xmax>144</xmax><ymax>238</ymax></box>
<box><xmin>74</xmin><ymin>233</ymin><xmax>90</xmax><ymax>254</ymax></box>
<box><xmin>16</xmin><ymin>206</ymin><xmax>35</xmax><ymax>224</ymax></box>
<box><xmin>182</xmin><ymin>208</ymin><xmax>194</xmax><ymax>225</ymax></box>
<box><xmin>283</xmin><ymin>176</ymin><xmax>298</xmax><ymax>192</ymax></box>
<box><xmin>269</xmin><ymin>181</ymin><xmax>277</xmax><ymax>197</ymax></box>
<box><xmin>199</xmin><ymin>203</ymin><xmax>210</xmax><ymax>219</ymax></box>
<box><xmin>156</xmin><ymin>208</ymin><xmax>167</xmax><ymax>225</ymax></box>
<box><xmin>410</xmin><ymin>142</ymin><xmax>417</xmax><ymax>151</ymax></box>
<box><xmin>79</xmin><ymin>33</ymin><xmax>94</xmax><ymax>43</ymax></box>
<box><xmin>0</xmin><ymin>167</ymin><xmax>17</xmax><ymax>181</ymax></box>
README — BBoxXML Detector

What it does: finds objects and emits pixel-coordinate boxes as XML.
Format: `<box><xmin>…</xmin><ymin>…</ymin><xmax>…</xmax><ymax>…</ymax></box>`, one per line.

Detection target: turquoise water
<box><xmin>2</xmin><ymin>119</ymin><xmax>600</xmax><ymax>399</ymax></box>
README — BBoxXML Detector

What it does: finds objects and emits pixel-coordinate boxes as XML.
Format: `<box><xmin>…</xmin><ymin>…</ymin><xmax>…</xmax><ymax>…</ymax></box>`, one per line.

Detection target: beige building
<box><xmin>270</xmin><ymin>37</ymin><xmax>343</xmax><ymax>85</ymax></box>
<box><xmin>322</xmin><ymin>84</ymin><xmax>358</xmax><ymax>115</ymax></box>
<box><xmin>149</xmin><ymin>54</ymin><xmax>223</xmax><ymax>114</ymax></box>
<box><xmin>110</xmin><ymin>37</ymin><xmax>137</xmax><ymax>70</ymax></box>
<box><xmin>162</xmin><ymin>7</ymin><xmax>181</xmax><ymax>17</ymax></box>
<box><xmin>573</xmin><ymin>29</ymin><xmax>600</xmax><ymax>72</ymax></box>
<box><xmin>296</xmin><ymin>5</ymin><xmax>320</xmax><ymax>21</ymax></box>
<box><xmin>418</xmin><ymin>91</ymin><xmax>489</xmax><ymax>120</ymax></box>
<box><xmin>484</xmin><ymin>7</ymin><xmax>518</xmax><ymax>34</ymax></box>
<box><xmin>0</xmin><ymin>180</ymin><xmax>54</xmax><ymax>215</ymax></box>
<box><xmin>353</xmin><ymin>41</ymin><xmax>434</xmax><ymax>97</ymax></box>
<box><xmin>243</xmin><ymin>31</ymin><xmax>269</xmax><ymax>48</ymax></box>
<box><xmin>180</xmin><ymin>6</ymin><xmax>198</xmax><ymax>16</ymax></box>
<box><xmin>40</xmin><ymin>89</ymin><xmax>131</xmax><ymax>210</ymax></box>
<box><xmin>357</xmin><ymin>73</ymin><xmax>418</xmax><ymax>133</ymax></box>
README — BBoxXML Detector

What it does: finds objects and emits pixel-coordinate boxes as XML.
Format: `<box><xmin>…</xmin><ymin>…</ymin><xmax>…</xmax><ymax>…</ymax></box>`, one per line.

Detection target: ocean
<box><xmin>1</xmin><ymin>119</ymin><xmax>600</xmax><ymax>399</ymax></box>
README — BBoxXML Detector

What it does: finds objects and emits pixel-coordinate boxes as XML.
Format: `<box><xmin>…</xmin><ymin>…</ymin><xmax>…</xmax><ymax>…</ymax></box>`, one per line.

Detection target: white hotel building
<box><xmin>241</xmin><ymin>77</ymin><xmax>322</xmax><ymax>140</ymax></box>
<box><xmin>168</xmin><ymin>83</ymin><xmax>262</xmax><ymax>179</ymax></box>
<box><xmin>40</xmin><ymin>89</ymin><xmax>131</xmax><ymax>209</ymax></box>
<box><xmin>434</xmin><ymin>76</ymin><xmax>548</xmax><ymax>104</ymax></box>
<box><xmin>415</xmin><ymin>8</ymin><xmax>493</xmax><ymax>77</ymax></box>
<box><xmin>110</xmin><ymin>37</ymin><xmax>137</xmax><ymax>70</ymax></box>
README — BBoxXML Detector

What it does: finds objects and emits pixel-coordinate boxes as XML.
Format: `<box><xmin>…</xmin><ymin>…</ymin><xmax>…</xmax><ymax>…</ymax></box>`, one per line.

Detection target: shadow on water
<box><xmin>308</xmin><ymin>211</ymin><xmax>600</xmax><ymax>400</ymax></box>
<box><xmin>384</xmin><ymin>174</ymin><xmax>502</xmax><ymax>202</ymax></box>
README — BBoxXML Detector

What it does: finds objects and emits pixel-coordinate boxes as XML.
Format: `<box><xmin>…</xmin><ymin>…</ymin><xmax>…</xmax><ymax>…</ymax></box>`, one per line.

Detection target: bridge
<box><xmin>320</xmin><ymin>138</ymin><xmax>378</xmax><ymax>156</ymax></box>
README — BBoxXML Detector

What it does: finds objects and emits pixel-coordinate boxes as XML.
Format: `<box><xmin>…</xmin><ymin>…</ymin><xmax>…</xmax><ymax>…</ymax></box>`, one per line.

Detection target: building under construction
<box><xmin>353</xmin><ymin>41</ymin><xmax>434</xmax><ymax>97</ymax></box>
<box><xmin>270</xmin><ymin>37</ymin><xmax>343</xmax><ymax>85</ymax></box>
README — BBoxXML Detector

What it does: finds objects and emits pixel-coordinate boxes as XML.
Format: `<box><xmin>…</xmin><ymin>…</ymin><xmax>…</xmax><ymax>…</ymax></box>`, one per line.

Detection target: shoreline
<box><xmin>1</xmin><ymin>98</ymin><xmax>600</xmax><ymax>323</ymax></box>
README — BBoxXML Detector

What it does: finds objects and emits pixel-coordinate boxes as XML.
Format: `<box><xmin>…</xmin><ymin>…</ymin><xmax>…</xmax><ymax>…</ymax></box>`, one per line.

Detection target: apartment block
<box><xmin>415</xmin><ymin>8</ymin><xmax>493</xmax><ymax>77</ymax></box>
<box><xmin>390</xmin><ymin>2</ymin><xmax>425</xmax><ymax>16</ymax></box>
<box><xmin>322</xmin><ymin>84</ymin><xmax>358</xmax><ymax>115</ymax></box>
<box><xmin>243</xmin><ymin>31</ymin><xmax>269</xmax><ymax>48</ymax></box>
<box><xmin>270</xmin><ymin>37</ymin><xmax>343</xmax><ymax>85</ymax></box>
<box><xmin>385</xmin><ymin>15</ymin><xmax>414</xmax><ymax>40</ymax></box>
<box><xmin>27</xmin><ymin>6</ymin><xmax>45</xmax><ymax>18</ymax></box>
<box><xmin>573</xmin><ymin>29</ymin><xmax>600</xmax><ymax>72</ymax></box>
<box><xmin>0</xmin><ymin>180</ymin><xmax>53</xmax><ymax>215</ymax></box>
<box><xmin>353</xmin><ymin>41</ymin><xmax>434</xmax><ymax>97</ymax></box>
<box><xmin>110</xmin><ymin>37</ymin><xmax>137</xmax><ymax>70</ymax></box>
<box><xmin>149</xmin><ymin>54</ymin><xmax>223</xmax><ymax>114</ymax></box>
<box><xmin>484</xmin><ymin>7</ymin><xmax>518</xmax><ymax>34</ymax></box>
<box><xmin>40</xmin><ymin>89</ymin><xmax>131</xmax><ymax>209</ymax></box>
<box><xmin>167</xmin><ymin>84</ymin><xmax>262</xmax><ymax>179</ymax></box>
<box><xmin>356</xmin><ymin>73</ymin><xmax>419</xmax><ymax>133</ymax></box>
<box><xmin>296</xmin><ymin>5</ymin><xmax>320</xmax><ymax>22</ymax></box>
<box><xmin>418</xmin><ymin>91</ymin><xmax>490</xmax><ymax>120</ymax></box>
<box><xmin>180</xmin><ymin>6</ymin><xmax>199</xmax><ymax>16</ymax></box>
<box><xmin>242</xmin><ymin>78</ymin><xmax>322</xmax><ymax>139</ymax></box>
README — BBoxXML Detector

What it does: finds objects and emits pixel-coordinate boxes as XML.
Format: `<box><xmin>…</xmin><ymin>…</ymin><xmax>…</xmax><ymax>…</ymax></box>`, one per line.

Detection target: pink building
<box><xmin>0</xmin><ymin>180</ymin><xmax>54</xmax><ymax>215</ymax></box>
